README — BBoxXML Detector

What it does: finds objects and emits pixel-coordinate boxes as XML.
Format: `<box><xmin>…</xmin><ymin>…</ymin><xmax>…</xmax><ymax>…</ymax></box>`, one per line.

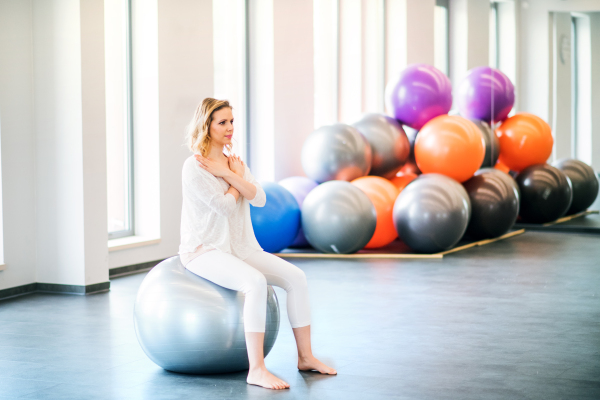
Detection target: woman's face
<box><xmin>209</xmin><ymin>107</ymin><xmax>234</xmax><ymax>148</ymax></box>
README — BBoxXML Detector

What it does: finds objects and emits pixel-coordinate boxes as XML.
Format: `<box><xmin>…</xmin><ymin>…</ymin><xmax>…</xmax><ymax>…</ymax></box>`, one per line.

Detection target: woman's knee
<box><xmin>244</xmin><ymin>270</ymin><xmax>268</xmax><ymax>294</ymax></box>
<box><xmin>286</xmin><ymin>267</ymin><xmax>308</xmax><ymax>293</ymax></box>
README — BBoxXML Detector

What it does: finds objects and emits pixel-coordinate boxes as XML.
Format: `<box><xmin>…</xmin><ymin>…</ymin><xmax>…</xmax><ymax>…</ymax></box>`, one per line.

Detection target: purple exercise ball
<box><xmin>385</xmin><ymin>64</ymin><xmax>453</xmax><ymax>130</ymax></box>
<box><xmin>278</xmin><ymin>176</ymin><xmax>319</xmax><ymax>248</ymax></box>
<box><xmin>457</xmin><ymin>66</ymin><xmax>515</xmax><ymax>123</ymax></box>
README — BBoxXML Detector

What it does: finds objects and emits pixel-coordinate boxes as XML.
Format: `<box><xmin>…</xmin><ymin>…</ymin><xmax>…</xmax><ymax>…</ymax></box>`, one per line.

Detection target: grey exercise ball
<box><xmin>301</xmin><ymin>124</ymin><xmax>372</xmax><ymax>183</ymax></box>
<box><xmin>352</xmin><ymin>113</ymin><xmax>410</xmax><ymax>177</ymax></box>
<box><xmin>403</xmin><ymin>125</ymin><xmax>422</xmax><ymax>175</ymax></box>
<box><xmin>393</xmin><ymin>174</ymin><xmax>471</xmax><ymax>253</ymax></box>
<box><xmin>471</xmin><ymin>120</ymin><xmax>500</xmax><ymax>168</ymax></box>
<box><xmin>463</xmin><ymin>168</ymin><xmax>520</xmax><ymax>239</ymax></box>
<box><xmin>134</xmin><ymin>256</ymin><xmax>280</xmax><ymax>374</ymax></box>
<box><xmin>302</xmin><ymin>181</ymin><xmax>377</xmax><ymax>254</ymax></box>
<box><xmin>552</xmin><ymin>158</ymin><xmax>599</xmax><ymax>214</ymax></box>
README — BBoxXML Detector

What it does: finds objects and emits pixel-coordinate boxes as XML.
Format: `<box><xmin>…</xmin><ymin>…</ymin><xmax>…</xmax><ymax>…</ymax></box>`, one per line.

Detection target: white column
<box><xmin>33</xmin><ymin>0</ymin><xmax>108</xmax><ymax>287</ymax></box>
<box><xmin>0</xmin><ymin>0</ymin><xmax>37</xmax><ymax>288</ymax></box>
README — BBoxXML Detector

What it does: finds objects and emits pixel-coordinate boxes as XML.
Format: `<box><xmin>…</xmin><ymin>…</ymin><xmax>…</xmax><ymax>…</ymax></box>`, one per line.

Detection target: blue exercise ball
<box><xmin>251</xmin><ymin>182</ymin><xmax>300</xmax><ymax>253</ymax></box>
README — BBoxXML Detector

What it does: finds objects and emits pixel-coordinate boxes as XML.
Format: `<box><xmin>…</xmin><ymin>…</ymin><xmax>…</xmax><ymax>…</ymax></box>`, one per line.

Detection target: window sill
<box><xmin>0</xmin><ymin>264</ymin><xmax>5</xmax><ymax>271</ymax></box>
<box><xmin>108</xmin><ymin>236</ymin><xmax>161</xmax><ymax>252</ymax></box>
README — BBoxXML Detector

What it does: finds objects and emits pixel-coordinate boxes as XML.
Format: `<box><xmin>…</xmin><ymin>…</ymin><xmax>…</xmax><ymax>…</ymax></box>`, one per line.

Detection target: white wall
<box><xmin>0</xmin><ymin>0</ymin><xmax>37</xmax><ymax>289</ymax></box>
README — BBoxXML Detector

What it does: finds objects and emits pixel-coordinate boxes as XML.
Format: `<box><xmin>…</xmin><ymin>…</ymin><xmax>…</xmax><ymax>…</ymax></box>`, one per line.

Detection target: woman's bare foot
<box><xmin>298</xmin><ymin>355</ymin><xmax>337</xmax><ymax>375</ymax></box>
<box><xmin>247</xmin><ymin>366</ymin><xmax>290</xmax><ymax>390</ymax></box>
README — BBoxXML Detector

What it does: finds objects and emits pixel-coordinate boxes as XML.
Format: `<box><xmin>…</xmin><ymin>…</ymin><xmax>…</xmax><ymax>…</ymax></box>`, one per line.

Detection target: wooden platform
<box><xmin>274</xmin><ymin>229</ymin><xmax>525</xmax><ymax>260</ymax></box>
<box><xmin>514</xmin><ymin>210</ymin><xmax>600</xmax><ymax>234</ymax></box>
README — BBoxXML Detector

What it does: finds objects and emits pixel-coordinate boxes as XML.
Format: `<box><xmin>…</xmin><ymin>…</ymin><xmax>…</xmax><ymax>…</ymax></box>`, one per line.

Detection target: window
<box><xmin>313</xmin><ymin>0</ymin><xmax>339</xmax><ymax>128</ymax></box>
<box><xmin>434</xmin><ymin>0</ymin><xmax>449</xmax><ymax>76</ymax></box>
<box><xmin>105</xmin><ymin>0</ymin><xmax>134</xmax><ymax>239</ymax></box>
<box><xmin>489</xmin><ymin>1</ymin><xmax>499</xmax><ymax>68</ymax></box>
<box><xmin>314</xmin><ymin>0</ymin><xmax>386</xmax><ymax>127</ymax></box>
<box><xmin>213</xmin><ymin>0</ymin><xmax>248</xmax><ymax>161</ymax></box>
<box><xmin>571</xmin><ymin>14</ymin><xmax>592</xmax><ymax>164</ymax></box>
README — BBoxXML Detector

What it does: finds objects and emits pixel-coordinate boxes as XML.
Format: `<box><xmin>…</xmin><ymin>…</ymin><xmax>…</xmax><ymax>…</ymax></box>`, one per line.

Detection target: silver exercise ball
<box><xmin>301</xmin><ymin>124</ymin><xmax>372</xmax><ymax>183</ymax></box>
<box><xmin>352</xmin><ymin>113</ymin><xmax>410</xmax><ymax>177</ymax></box>
<box><xmin>302</xmin><ymin>181</ymin><xmax>377</xmax><ymax>254</ymax></box>
<box><xmin>134</xmin><ymin>256</ymin><xmax>280</xmax><ymax>374</ymax></box>
<box><xmin>471</xmin><ymin>119</ymin><xmax>500</xmax><ymax>168</ymax></box>
<box><xmin>393</xmin><ymin>174</ymin><xmax>471</xmax><ymax>253</ymax></box>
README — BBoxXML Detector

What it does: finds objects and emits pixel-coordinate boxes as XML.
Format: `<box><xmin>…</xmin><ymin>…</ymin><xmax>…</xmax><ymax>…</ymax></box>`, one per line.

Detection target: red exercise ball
<box><xmin>414</xmin><ymin>115</ymin><xmax>485</xmax><ymax>183</ymax></box>
<box><xmin>496</xmin><ymin>113</ymin><xmax>553</xmax><ymax>172</ymax></box>
<box><xmin>351</xmin><ymin>176</ymin><xmax>400</xmax><ymax>249</ymax></box>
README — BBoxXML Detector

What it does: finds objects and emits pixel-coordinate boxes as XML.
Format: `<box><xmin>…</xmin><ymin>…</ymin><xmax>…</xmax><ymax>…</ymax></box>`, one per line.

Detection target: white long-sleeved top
<box><xmin>178</xmin><ymin>156</ymin><xmax>266</xmax><ymax>262</ymax></box>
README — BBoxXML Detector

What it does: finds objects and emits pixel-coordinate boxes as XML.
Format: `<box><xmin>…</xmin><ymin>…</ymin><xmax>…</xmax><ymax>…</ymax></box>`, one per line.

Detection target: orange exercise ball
<box><xmin>414</xmin><ymin>115</ymin><xmax>485</xmax><ymax>182</ymax></box>
<box><xmin>495</xmin><ymin>112</ymin><xmax>553</xmax><ymax>172</ymax></box>
<box><xmin>351</xmin><ymin>176</ymin><xmax>400</xmax><ymax>249</ymax></box>
<box><xmin>494</xmin><ymin>160</ymin><xmax>510</xmax><ymax>174</ymax></box>
<box><xmin>390</xmin><ymin>172</ymin><xmax>418</xmax><ymax>191</ymax></box>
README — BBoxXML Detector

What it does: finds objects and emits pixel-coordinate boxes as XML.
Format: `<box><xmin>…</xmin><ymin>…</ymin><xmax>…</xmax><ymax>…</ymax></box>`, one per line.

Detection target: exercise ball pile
<box><xmin>249</xmin><ymin>63</ymin><xmax>598</xmax><ymax>254</ymax></box>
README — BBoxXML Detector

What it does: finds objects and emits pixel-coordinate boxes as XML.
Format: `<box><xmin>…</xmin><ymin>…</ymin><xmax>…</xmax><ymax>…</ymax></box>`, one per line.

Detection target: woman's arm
<box><xmin>196</xmin><ymin>154</ymin><xmax>258</xmax><ymax>200</ymax></box>
<box><xmin>224</xmin><ymin>172</ymin><xmax>257</xmax><ymax>200</ymax></box>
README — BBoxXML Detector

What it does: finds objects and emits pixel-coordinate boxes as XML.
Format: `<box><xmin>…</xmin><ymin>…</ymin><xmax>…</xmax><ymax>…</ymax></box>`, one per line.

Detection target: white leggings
<box><xmin>185</xmin><ymin>250</ymin><xmax>311</xmax><ymax>333</ymax></box>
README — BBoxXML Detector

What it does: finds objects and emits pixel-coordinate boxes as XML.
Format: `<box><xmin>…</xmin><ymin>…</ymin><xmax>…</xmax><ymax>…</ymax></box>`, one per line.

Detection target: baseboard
<box><xmin>0</xmin><ymin>281</ymin><xmax>110</xmax><ymax>302</ymax></box>
<box><xmin>109</xmin><ymin>258</ymin><xmax>166</xmax><ymax>278</ymax></box>
<box><xmin>0</xmin><ymin>283</ymin><xmax>37</xmax><ymax>301</ymax></box>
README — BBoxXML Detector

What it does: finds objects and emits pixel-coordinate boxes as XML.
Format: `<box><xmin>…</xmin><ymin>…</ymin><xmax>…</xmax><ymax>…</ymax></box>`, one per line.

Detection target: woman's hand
<box><xmin>228</xmin><ymin>155</ymin><xmax>245</xmax><ymax>178</ymax></box>
<box><xmin>195</xmin><ymin>154</ymin><xmax>232</xmax><ymax>178</ymax></box>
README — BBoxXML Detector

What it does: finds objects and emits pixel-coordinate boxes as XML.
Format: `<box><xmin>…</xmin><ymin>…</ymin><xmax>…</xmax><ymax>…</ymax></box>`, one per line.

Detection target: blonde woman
<box><xmin>179</xmin><ymin>98</ymin><xmax>336</xmax><ymax>390</ymax></box>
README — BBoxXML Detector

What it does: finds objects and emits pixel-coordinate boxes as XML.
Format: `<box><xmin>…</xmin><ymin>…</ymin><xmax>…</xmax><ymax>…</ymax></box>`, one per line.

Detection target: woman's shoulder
<box><xmin>182</xmin><ymin>155</ymin><xmax>212</xmax><ymax>179</ymax></box>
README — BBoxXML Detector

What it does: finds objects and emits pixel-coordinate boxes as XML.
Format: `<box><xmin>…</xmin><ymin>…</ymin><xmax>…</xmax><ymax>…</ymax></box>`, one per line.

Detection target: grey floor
<box><xmin>1</xmin><ymin>230</ymin><xmax>599</xmax><ymax>399</ymax></box>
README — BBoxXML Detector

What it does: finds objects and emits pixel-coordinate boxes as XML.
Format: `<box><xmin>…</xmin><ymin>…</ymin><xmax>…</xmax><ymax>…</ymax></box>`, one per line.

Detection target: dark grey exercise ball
<box><xmin>463</xmin><ymin>168</ymin><xmax>520</xmax><ymax>239</ymax></box>
<box><xmin>515</xmin><ymin>164</ymin><xmax>573</xmax><ymax>223</ymax></box>
<box><xmin>402</xmin><ymin>125</ymin><xmax>422</xmax><ymax>175</ymax></box>
<box><xmin>552</xmin><ymin>158</ymin><xmax>599</xmax><ymax>214</ymax></box>
<box><xmin>302</xmin><ymin>181</ymin><xmax>377</xmax><ymax>254</ymax></box>
<box><xmin>393</xmin><ymin>174</ymin><xmax>471</xmax><ymax>253</ymax></box>
<box><xmin>301</xmin><ymin>124</ymin><xmax>372</xmax><ymax>183</ymax></box>
<box><xmin>352</xmin><ymin>113</ymin><xmax>410</xmax><ymax>177</ymax></box>
<box><xmin>471</xmin><ymin>119</ymin><xmax>500</xmax><ymax>168</ymax></box>
<box><xmin>134</xmin><ymin>256</ymin><xmax>280</xmax><ymax>374</ymax></box>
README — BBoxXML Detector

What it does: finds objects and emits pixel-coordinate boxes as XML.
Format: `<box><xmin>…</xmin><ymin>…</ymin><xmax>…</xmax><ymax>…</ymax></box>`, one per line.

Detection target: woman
<box><xmin>179</xmin><ymin>98</ymin><xmax>336</xmax><ymax>390</ymax></box>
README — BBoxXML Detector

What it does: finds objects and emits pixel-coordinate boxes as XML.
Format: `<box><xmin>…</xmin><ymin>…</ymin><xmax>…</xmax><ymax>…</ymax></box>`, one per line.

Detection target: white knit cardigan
<box><xmin>178</xmin><ymin>155</ymin><xmax>266</xmax><ymax>260</ymax></box>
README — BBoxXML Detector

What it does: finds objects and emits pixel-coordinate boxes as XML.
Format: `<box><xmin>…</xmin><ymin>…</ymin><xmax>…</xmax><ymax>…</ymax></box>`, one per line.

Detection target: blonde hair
<box><xmin>185</xmin><ymin>98</ymin><xmax>232</xmax><ymax>157</ymax></box>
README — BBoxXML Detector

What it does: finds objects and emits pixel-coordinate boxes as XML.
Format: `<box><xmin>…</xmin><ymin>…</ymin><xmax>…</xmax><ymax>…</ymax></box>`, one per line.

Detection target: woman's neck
<box><xmin>207</xmin><ymin>144</ymin><xmax>226</xmax><ymax>162</ymax></box>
